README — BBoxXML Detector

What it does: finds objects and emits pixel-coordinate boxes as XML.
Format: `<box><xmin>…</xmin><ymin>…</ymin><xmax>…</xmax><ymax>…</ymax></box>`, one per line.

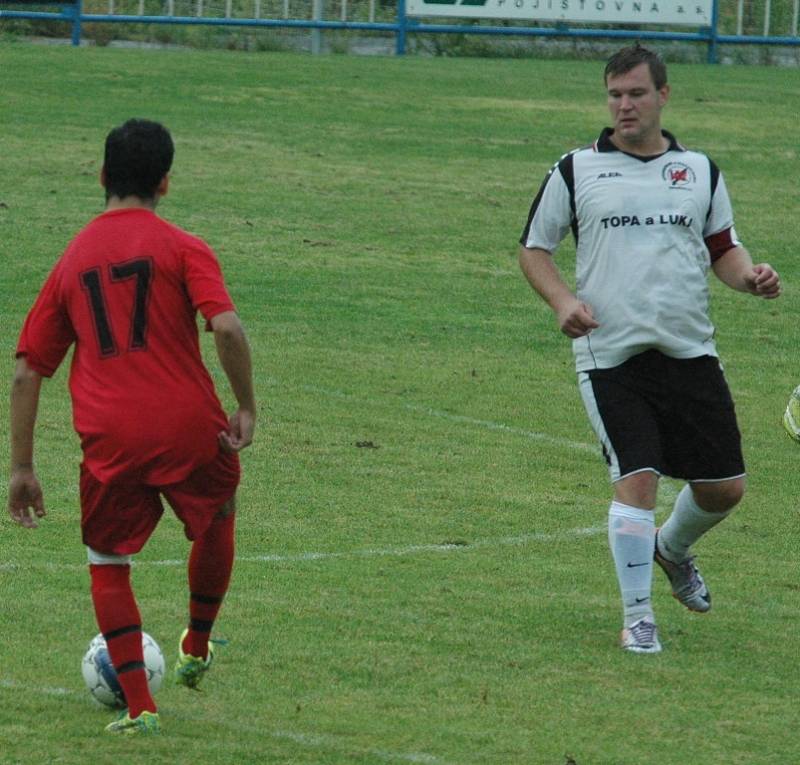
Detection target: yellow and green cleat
<box><xmin>174</xmin><ymin>628</ymin><xmax>220</xmax><ymax>689</ymax></box>
<box><xmin>783</xmin><ymin>385</ymin><xmax>800</xmax><ymax>444</ymax></box>
<box><xmin>105</xmin><ymin>710</ymin><xmax>160</xmax><ymax>735</ymax></box>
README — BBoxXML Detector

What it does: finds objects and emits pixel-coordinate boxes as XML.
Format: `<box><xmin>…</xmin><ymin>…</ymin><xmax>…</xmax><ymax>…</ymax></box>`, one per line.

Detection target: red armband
<box><xmin>704</xmin><ymin>228</ymin><xmax>737</xmax><ymax>262</ymax></box>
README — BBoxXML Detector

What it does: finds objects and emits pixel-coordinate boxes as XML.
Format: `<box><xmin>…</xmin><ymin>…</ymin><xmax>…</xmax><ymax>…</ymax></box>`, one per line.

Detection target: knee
<box><xmin>692</xmin><ymin>478</ymin><xmax>745</xmax><ymax>513</ymax></box>
<box><xmin>217</xmin><ymin>495</ymin><xmax>236</xmax><ymax>519</ymax></box>
<box><xmin>614</xmin><ymin>470</ymin><xmax>659</xmax><ymax>509</ymax></box>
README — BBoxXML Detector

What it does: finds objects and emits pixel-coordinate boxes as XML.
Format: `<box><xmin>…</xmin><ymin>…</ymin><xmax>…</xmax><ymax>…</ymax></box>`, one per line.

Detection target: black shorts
<box><xmin>578</xmin><ymin>350</ymin><xmax>746</xmax><ymax>482</ymax></box>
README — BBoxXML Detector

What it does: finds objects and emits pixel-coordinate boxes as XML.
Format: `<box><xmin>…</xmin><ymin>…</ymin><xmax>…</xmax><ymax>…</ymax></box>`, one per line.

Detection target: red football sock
<box><xmin>89</xmin><ymin>563</ymin><xmax>156</xmax><ymax>718</ymax></box>
<box><xmin>183</xmin><ymin>513</ymin><xmax>235</xmax><ymax>660</ymax></box>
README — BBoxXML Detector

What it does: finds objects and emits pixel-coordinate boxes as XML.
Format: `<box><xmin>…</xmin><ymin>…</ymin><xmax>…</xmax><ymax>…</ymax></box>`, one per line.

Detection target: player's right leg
<box><xmin>81</xmin><ymin>465</ymin><xmax>163</xmax><ymax>728</ymax></box>
<box><xmin>579</xmin><ymin>361</ymin><xmax>663</xmax><ymax>654</ymax></box>
<box><xmin>87</xmin><ymin>552</ymin><xmax>159</xmax><ymax>725</ymax></box>
<box><xmin>611</xmin><ymin>473</ymin><xmax>661</xmax><ymax>654</ymax></box>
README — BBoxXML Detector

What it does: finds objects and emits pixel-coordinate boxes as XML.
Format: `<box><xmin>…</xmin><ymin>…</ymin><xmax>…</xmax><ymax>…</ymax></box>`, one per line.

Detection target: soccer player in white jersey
<box><xmin>518</xmin><ymin>44</ymin><xmax>781</xmax><ymax>653</ymax></box>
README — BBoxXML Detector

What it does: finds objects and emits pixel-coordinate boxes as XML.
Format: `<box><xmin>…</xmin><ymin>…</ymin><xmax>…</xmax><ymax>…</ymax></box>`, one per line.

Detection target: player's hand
<box><xmin>557</xmin><ymin>299</ymin><xmax>600</xmax><ymax>338</ymax></box>
<box><xmin>747</xmin><ymin>264</ymin><xmax>781</xmax><ymax>299</ymax></box>
<box><xmin>218</xmin><ymin>408</ymin><xmax>255</xmax><ymax>453</ymax></box>
<box><xmin>8</xmin><ymin>468</ymin><xmax>46</xmax><ymax>528</ymax></box>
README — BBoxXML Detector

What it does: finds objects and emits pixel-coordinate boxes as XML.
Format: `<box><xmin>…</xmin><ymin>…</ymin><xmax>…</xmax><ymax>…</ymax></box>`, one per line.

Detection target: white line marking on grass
<box><xmin>292</xmin><ymin>381</ymin><xmax>599</xmax><ymax>454</ymax></box>
<box><xmin>0</xmin><ymin>525</ymin><xmax>605</xmax><ymax>572</ymax></box>
<box><xmin>241</xmin><ymin>524</ymin><xmax>605</xmax><ymax>565</ymax></box>
<box><xmin>0</xmin><ymin>678</ymin><xmax>76</xmax><ymax>697</ymax></box>
<box><xmin>286</xmin><ymin>381</ymin><xmax>681</xmax><ymax>515</ymax></box>
<box><xmin>272</xmin><ymin>730</ymin><xmax>444</xmax><ymax>764</ymax></box>
<box><xmin>404</xmin><ymin>403</ymin><xmax>598</xmax><ymax>453</ymax></box>
<box><xmin>0</xmin><ymin>678</ymin><xmax>446</xmax><ymax>764</ymax></box>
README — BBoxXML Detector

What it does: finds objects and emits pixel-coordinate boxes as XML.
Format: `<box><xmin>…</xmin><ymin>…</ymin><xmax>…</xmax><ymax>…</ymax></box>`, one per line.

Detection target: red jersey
<box><xmin>17</xmin><ymin>208</ymin><xmax>235</xmax><ymax>485</ymax></box>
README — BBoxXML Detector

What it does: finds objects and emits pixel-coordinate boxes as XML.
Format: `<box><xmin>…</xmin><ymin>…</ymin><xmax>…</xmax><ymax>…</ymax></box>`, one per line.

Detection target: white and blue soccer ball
<box><xmin>81</xmin><ymin>632</ymin><xmax>165</xmax><ymax>709</ymax></box>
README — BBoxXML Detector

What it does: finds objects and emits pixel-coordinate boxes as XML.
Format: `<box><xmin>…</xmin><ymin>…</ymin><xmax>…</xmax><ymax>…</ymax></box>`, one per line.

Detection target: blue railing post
<box><xmin>5</xmin><ymin>0</ymin><xmax>798</xmax><ymax>55</ymax></box>
<box><xmin>70</xmin><ymin>0</ymin><xmax>83</xmax><ymax>46</ymax></box>
<box><xmin>396</xmin><ymin>0</ymin><xmax>407</xmax><ymax>56</ymax></box>
<box><xmin>707</xmin><ymin>0</ymin><xmax>720</xmax><ymax>63</ymax></box>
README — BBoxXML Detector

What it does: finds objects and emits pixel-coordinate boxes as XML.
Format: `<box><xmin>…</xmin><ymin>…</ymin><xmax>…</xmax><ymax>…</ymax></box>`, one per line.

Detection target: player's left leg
<box><xmin>184</xmin><ymin>503</ymin><xmax>235</xmax><ymax>655</ymax></box>
<box><xmin>660</xmin><ymin>478</ymin><xmax>744</xmax><ymax>561</ymax></box>
<box><xmin>655</xmin><ymin>478</ymin><xmax>744</xmax><ymax>612</ymax></box>
<box><xmin>162</xmin><ymin>450</ymin><xmax>239</xmax><ymax>688</ymax></box>
<box><xmin>654</xmin><ymin>355</ymin><xmax>746</xmax><ymax>612</ymax></box>
<box><xmin>579</xmin><ymin>359</ymin><xmax>665</xmax><ymax>653</ymax></box>
<box><xmin>172</xmin><ymin>506</ymin><xmax>235</xmax><ymax>688</ymax></box>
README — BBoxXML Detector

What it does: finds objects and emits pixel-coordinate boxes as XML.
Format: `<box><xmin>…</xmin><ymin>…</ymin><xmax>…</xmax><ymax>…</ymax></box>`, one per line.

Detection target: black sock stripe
<box><xmin>116</xmin><ymin>660</ymin><xmax>146</xmax><ymax>675</ymax></box>
<box><xmin>191</xmin><ymin>592</ymin><xmax>223</xmax><ymax>605</ymax></box>
<box><xmin>103</xmin><ymin>624</ymin><xmax>142</xmax><ymax>641</ymax></box>
<box><xmin>190</xmin><ymin>619</ymin><xmax>213</xmax><ymax>633</ymax></box>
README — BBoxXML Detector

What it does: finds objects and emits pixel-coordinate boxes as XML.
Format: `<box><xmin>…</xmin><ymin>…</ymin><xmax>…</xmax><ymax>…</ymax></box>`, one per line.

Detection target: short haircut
<box><xmin>604</xmin><ymin>43</ymin><xmax>668</xmax><ymax>90</ymax></box>
<box><xmin>103</xmin><ymin>119</ymin><xmax>174</xmax><ymax>201</ymax></box>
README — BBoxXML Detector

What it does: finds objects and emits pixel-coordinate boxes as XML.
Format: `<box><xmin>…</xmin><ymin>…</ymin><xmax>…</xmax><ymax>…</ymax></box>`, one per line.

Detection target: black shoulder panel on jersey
<box><xmin>519</xmin><ymin>162</ymin><xmax>556</xmax><ymax>246</ymax></box>
<box><xmin>519</xmin><ymin>151</ymin><xmax>580</xmax><ymax>246</ymax></box>
<box><xmin>557</xmin><ymin>152</ymin><xmax>578</xmax><ymax>244</ymax></box>
<box><xmin>709</xmin><ymin>158</ymin><xmax>720</xmax><ymax>195</ymax></box>
<box><xmin>707</xmin><ymin>157</ymin><xmax>720</xmax><ymax>221</ymax></box>
<box><xmin>558</xmin><ymin>153</ymin><xmax>576</xmax><ymax>212</ymax></box>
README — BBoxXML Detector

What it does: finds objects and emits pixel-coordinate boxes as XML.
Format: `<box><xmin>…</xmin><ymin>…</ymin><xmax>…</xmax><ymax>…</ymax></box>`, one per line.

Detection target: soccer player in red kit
<box><xmin>7</xmin><ymin>119</ymin><xmax>256</xmax><ymax>734</ymax></box>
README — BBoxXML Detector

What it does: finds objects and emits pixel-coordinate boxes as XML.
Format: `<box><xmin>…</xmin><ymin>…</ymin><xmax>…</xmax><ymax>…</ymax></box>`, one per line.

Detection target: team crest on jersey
<box><xmin>662</xmin><ymin>162</ymin><xmax>696</xmax><ymax>188</ymax></box>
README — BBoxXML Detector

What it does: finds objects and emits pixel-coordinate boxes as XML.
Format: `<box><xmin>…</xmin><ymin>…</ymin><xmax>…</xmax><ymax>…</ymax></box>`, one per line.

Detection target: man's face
<box><xmin>606</xmin><ymin>62</ymin><xmax>670</xmax><ymax>149</ymax></box>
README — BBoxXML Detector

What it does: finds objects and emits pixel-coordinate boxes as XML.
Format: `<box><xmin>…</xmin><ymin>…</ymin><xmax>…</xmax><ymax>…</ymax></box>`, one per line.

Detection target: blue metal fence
<box><xmin>2</xmin><ymin>0</ymin><xmax>800</xmax><ymax>61</ymax></box>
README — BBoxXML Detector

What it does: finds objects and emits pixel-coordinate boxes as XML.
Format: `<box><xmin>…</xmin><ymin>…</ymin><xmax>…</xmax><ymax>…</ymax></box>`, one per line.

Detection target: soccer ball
<box><xmin>81</xmin><ymin>632</ymin><xmax>166</xmax><ymax>709</ymax></box>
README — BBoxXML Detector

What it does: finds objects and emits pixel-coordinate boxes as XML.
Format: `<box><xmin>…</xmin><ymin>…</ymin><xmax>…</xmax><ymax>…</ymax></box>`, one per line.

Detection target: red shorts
<box><xmin>80</xmin><ymin>450</ymin><xmax>240</xmax><ymax>555</ymax></box>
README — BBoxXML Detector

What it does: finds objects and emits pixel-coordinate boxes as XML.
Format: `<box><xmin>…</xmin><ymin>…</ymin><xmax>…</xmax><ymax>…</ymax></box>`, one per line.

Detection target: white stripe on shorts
<box><xmin>578</xmin><ymin>371</ymin><xmax>622</xmax><ymax>481</ymax></box>
<box><xmin>86</xmin><ymin>547</ymin><xmax>132</xmax><ymax>566</ymax></box>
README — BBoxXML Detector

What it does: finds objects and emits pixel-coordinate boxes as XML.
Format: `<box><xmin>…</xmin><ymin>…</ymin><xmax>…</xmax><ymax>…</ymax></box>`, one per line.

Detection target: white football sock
<box><xmin>608</xmin><ymin>500</ymin><xmax>656</xmax><ymax>628</ymax></box>
<box><xmin>657</xmin><ymin>484</ymin><xmax>732</xmax><ymax>563</ymax></box>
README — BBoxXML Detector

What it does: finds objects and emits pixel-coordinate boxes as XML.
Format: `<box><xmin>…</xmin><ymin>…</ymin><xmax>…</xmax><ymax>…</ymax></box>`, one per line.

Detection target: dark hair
<box><xmin>103</xmin><ymin>119</ymin><xmax>174</xmax><ymax>201</ymax></box>
<box><xmin>604</xmin><ymin>43</ymin><xmax>667</xmax><ymax>90</ymax></box>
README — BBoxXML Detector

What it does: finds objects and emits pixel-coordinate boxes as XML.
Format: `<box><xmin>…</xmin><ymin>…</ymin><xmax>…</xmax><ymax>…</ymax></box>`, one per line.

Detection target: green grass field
<box><xmin>1</xmin><ymin>41</ymin><xmax>799</xmax><ymax>765</ymax></box>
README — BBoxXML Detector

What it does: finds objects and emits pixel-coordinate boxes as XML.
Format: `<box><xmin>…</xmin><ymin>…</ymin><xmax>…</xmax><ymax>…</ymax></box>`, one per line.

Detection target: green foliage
<box><xmin>1</xmin><ymin>44</ymin><xmax>799</xmax><ymax>764</ymax></box>
<box><xmin>718</xmin><ymin>0</ymin><xmax>798</xmax><ymax>35</ymax></box>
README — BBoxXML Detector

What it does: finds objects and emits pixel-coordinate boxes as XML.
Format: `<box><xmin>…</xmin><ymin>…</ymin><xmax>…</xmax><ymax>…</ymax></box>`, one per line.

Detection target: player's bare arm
<box><xmin>211</xmin><ymin>311</ymin><xmax>256</xmax><ymax>453</ymax></box>
<box><xmin>519</xmin><ymin>245</ymin><xmax>600</xmax><ymax>338</ymax></box>
<box><xmin>8</xmin><ymin>357</ymin><xmax>46</xmax><ymax>528</ymax></box>
<box><xmin>711</xmin><ymin>245</ymin><xmax>782</xmax><ymax>299</ymax></box>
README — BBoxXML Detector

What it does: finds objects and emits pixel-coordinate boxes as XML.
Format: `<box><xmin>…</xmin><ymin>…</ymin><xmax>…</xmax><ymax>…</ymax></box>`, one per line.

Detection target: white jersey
<box><xmin>520</xmin><ymin>129</ymin><xmax>740</xmax><ymax>372</ymax></box>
